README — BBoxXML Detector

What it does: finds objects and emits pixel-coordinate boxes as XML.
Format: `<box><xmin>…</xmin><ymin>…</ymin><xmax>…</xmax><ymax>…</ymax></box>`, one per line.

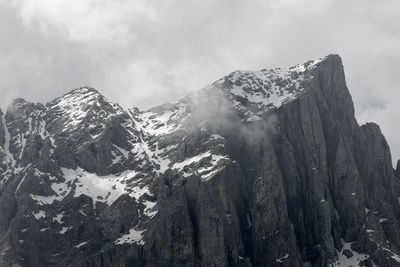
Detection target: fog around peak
<box><xmin>0</xmin><ymin>0</ymin><xmax>399</xmax><ymax>162</ymax></box>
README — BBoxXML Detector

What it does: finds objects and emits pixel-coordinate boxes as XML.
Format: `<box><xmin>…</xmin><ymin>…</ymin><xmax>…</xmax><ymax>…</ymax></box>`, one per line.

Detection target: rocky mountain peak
<box><xmin>209</xmin><ymin>54</ymin><xmax>344</xmax><ymax>122</ymax></box>
<box><xmin>42</xmin><ymin>87</ymin><xmax>129</xmax><ymax>158</ymax></box>
<box><xmin>47</xmin><ymin>86</ymin><xmax>124</xmax><ymax>123</ymax></box>
<box><xmin>5</xmin><ymin>98</ymin><xmax>37</xmax><ymax>121</ymax></box>
<box><xmin>1</xmin><ymin>55</ymin><xmax>400</xmax><ymax>267</ymax></box>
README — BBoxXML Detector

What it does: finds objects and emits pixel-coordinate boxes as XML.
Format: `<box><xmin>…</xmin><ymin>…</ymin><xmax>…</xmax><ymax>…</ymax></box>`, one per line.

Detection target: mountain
<box><xmin>1</xmin><ymin>55</ymin><xmax>400</xmax><ymax>267</ymax></box>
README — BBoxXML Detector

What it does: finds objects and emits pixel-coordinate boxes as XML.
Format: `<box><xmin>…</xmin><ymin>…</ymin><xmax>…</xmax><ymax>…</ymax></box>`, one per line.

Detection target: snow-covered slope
<box><xmin>212</xmin><ymin>57</ymin><xmax>322</xmax><ymax>121</ymax></box>
<box><xmin>1</xmin><ymin>55</ymin><xmax>400</xmax><ymax>267</ymax></box>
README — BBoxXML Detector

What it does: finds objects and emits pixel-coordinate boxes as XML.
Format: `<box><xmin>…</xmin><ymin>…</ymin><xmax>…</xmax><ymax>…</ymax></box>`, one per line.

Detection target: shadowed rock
<box><xmin>1</xmin><ymin>55</ymin><xmax>400</xmax><ymax>267</ymax></box>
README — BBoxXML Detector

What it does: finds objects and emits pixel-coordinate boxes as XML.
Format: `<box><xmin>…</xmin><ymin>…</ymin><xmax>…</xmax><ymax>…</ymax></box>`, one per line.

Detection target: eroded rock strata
<box><xmin>0</xmin><ymin>55</ymin><xmax>399</xmax><ymax>266</ymax></box>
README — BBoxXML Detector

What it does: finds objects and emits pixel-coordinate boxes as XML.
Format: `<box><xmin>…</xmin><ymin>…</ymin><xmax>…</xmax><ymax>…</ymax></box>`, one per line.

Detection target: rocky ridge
<box><xmin>0</xmin><ymin>55</ymin><xmax>399</xmax><ymax>266</ymax></box>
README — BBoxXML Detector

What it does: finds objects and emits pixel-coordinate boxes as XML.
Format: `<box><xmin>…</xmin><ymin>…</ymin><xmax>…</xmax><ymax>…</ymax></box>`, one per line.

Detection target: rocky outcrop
<box><xmin>0</xmin><ymin>55</ymin><xmax>399</xmax><ymax>267</ymax></box>
<box><xmin>0</xmin><ymin>109</ymin><xmax>5</xmax><ymax>149</ymax></box>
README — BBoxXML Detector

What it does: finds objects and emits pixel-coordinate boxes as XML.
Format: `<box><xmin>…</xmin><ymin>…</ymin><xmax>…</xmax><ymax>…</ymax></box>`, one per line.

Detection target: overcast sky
<box><xmin>0</xmin><ymin>0</ymin><xmax>399</xmax><ymax>164</ymax></box>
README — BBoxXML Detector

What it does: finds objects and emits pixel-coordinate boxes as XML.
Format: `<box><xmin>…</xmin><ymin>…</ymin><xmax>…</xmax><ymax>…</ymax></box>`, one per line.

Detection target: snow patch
<box><xmin>174</xmin><ymin>152</ymin><xmax>228</xmax><ymax>181</ymax></box>
<box><xmin>48</xmin><ymin>87</ymin><xmax>124</xmax><ymax>132</ymax></box>
<box><xmin>30</xmin><ymin>168</ymin><xmax>153</xmax><ymax>209</ymax></box>
<box><xmin>15</xmin><ymin>174</ymin><xmax>28</xmax><ymax>197</ymax></box>
<box><xmin>115</xmin><ymin>228</ymin><xmax>145</xmax><ymax>245</ymax></box>
<box><xmin>143</xmin><ymin>200</ymin><xmax>157</xmax><ymax>218</ymax></box>
<box><xmin>172</xmin><ymin>151</ymin><xmax>213</xmax><ymax>171</ymax></box>
<box><xmin>59</xmin><ymin>226</ymin><xmax>72</xmax><ymax>234</ymax></box>
<box><xmin>113</xmin><ymin>145</ymin><xmax>129</xmax><ymax>159</ymax></box>
<box><xmin>379</xmin><ymin>218</ymin><xmax>387</xmax><ymax>223</ymax></box>
<box><xmin>137</xmin><ymin>102</ymin><xmax>189</xmax><ymax>136</ymax></box>
<box><xmin>210</xmin><ymin>134</ymin><xmax>224</xmax><ymax>140</ymax></box>
<box><xmin>74</xmin><ymin>242</ymin><xmax>87</xmax><ymax>249</ymax></box>
<box><xmin>32</xmin><ymin>210</ymin><xmax>46</xmax><ymax>220</ymax></box>
<box><xmin>276</xmin><ymin>253</ymin><xmax>289</xmax><ymax>263</ymax></box>
<box><xmin>330</xmin><ymin>241</ymin><xmax>370</xmax><ymax>267</ymax></box>
<box><xmin>378</xmin><ymin>246</ymin><xmax>400</xmax><ymax>263</ymax></box>
<box><xmin>53</xmin><ymin>213</ymin><xmax>64</xmax><ymax>224</ymax></box>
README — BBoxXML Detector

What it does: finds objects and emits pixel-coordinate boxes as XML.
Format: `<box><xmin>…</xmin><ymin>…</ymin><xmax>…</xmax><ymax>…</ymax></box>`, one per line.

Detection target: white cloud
<box><xmin>0</xmin><ymin>0</ymin><xmax>399</xmax><ymax>163</ymax></box>
<box><xmin>12</xmin><ymin>0</ymin><xmax>158</xmax><ymax>45</ymax></box>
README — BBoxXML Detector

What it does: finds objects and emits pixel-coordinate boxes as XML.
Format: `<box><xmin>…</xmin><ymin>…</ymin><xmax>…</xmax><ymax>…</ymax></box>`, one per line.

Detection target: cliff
<box><xmin>0</xmin><ymin>55</ymin><xmax>399</xmax><ymax>266</ymax></box>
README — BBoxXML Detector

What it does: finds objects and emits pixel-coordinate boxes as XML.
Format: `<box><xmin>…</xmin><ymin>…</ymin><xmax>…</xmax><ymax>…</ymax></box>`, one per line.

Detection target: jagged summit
<box><xmin>45</xmin><ymin>86</ymin><xmax>125</xmax><ymax>133</ymax></box>
<box><xmin>5</xmin><ymin>98</ymin><xmax>37</xmax><ymax>120</ymax></box>
<box><xmin>213</xmin><ymin>55</ymin><xmax>337</xmax><ymax>112</ymax></box>
<box><xmin>4</xmin><ymin>55</ymin><xmax>339</xmax><ymax>121</ymax></box>
<box><xmin>1</xmin><ymin>54</ymin><xmax>400</xmax><ymax>267</ymax></box>
<box><xmin>48</xmin><ymin>86</ymin><xmax>120</xmax><ymax>110</ymax></box>
<box><xmin>7</xmin><ymin>98</ymin><xmax>28</xmax><ymax>107</ymax></box>
<box><xmin>205</xmin><ymin>54</ymin><xmax>342</xmax><ymax>122</ymax></box>
<box><xmin>54</xmin><ymin>86</ymin><xmax>101</xmax><ymax>99</ymax></box>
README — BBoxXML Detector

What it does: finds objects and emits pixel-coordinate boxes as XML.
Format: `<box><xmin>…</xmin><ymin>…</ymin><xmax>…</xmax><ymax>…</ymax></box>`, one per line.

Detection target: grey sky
<box><xmin>0</xmin><ymin>0</ymin><xmax>399</xmax><ymax>163</ymax></box>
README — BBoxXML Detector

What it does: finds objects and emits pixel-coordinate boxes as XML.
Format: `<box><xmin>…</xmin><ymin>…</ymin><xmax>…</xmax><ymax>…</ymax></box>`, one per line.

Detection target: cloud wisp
<box><xmin>0</xmin><ymin>0</ymin><xmax>399</xmax><ymax>162</ymax></box>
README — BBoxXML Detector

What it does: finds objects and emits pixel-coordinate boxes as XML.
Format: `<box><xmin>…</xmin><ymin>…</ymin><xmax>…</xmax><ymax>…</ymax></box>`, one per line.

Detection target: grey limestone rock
<box><xmin>0</xmin><ymin>55</ymin><xmax>400</xmax><ymax>267</ymax></box>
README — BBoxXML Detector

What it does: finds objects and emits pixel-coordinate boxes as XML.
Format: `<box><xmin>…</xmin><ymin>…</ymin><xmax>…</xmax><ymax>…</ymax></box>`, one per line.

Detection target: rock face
<box><xmin>1</xmin><ymin>54</ymin><xmax>400</xmax><ymax>267</ymax></box>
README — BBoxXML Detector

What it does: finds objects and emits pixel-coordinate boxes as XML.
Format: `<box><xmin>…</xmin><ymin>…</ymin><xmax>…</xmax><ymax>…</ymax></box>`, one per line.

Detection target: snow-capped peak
<box><xmin>214</xmin><ymin>57</ymin><xmax>324</xmax><ymax>112</ymax></box>
<box><xmin>206</xmin><ymin>56</ymin><xmax>328</xmax><ymax>121</ymax></box>
<box><xmin>46</xmin><ymin>86</ymin><xmax>124</xmax><ymax>129</ymax></box>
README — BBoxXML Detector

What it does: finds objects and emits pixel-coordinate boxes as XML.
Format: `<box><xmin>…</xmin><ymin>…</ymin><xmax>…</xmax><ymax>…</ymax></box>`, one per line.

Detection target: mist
<box><xmin>0</xmin><ymin>0</ymin><xmax>399</xmax><ymax>163</ymax></box>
